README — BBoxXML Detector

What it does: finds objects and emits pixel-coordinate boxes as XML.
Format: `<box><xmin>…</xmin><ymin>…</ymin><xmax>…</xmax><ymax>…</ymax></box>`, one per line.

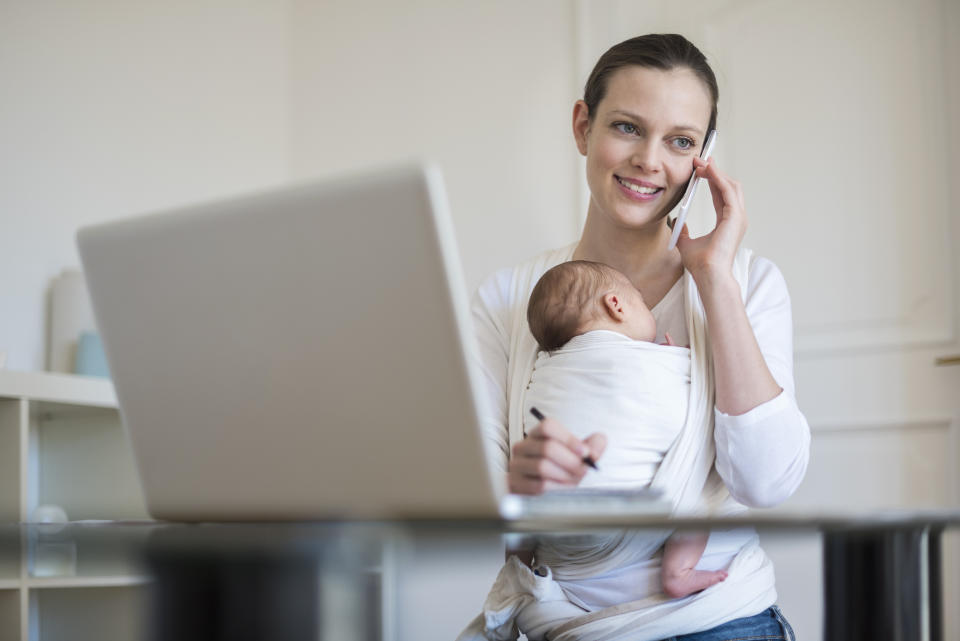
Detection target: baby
<box><xmin>525</xmin><ymin>259</ymin><xmax>727</xmax><ymax>599</ymax></box>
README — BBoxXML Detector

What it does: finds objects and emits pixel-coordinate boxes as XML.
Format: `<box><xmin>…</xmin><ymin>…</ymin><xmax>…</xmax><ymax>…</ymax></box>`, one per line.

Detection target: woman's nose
<box><xmin>631</xmin><ymin>142</ymin><xmax>661</xmax><ymax>173</ymax></box>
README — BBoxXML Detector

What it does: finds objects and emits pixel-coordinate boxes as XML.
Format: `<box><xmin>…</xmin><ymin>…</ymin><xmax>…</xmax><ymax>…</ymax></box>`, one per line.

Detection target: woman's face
<box><xmin>574</xmin><ymin>65</ymin><xmax>713</xmax><ymax>231</ymax></box>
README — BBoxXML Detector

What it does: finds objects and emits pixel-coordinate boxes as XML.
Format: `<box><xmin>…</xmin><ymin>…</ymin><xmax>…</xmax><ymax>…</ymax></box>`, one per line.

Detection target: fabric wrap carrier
<box><xmin>457</xmin><ymin>245</ymin><xmax>777</xmax><ymax>641</ymax></box>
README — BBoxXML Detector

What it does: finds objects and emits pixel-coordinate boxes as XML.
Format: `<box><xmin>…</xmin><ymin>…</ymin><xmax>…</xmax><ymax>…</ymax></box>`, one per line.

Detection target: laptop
<box><xmin>77</xmin><ymin>163</ymin><xmax>667</xmax><ymax>521</ymax></box>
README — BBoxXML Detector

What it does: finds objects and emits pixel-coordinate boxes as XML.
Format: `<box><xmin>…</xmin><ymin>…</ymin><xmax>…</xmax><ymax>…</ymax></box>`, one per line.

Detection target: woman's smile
<box><xmin>614</xmin><ymin>175</ymin><xmax>664</xmax><ymax>201</ymax></box>
<box><xmin>574</xmin><ymin>65</ymin><xmax>712</xmax><ymax>230</ymax></box>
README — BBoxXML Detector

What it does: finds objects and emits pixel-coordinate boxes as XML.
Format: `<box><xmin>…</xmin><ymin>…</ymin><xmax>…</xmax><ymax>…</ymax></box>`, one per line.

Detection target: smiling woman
<box><xmin>575</xmin><ymin>65</ymin><xmax>713</xmax><ymax>234</ymax></box>
<box><xmin>458</xmin><ymin>33</ymin><xmax>809</xmax><ymax>641</ymax></box>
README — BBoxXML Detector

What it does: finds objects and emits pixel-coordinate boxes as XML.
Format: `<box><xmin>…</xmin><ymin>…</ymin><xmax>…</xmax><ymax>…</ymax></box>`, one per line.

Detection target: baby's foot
<box><xmin>662</xmin><ymin>569</ymin><xmax>728</xmax><ymax>599</ymax></box>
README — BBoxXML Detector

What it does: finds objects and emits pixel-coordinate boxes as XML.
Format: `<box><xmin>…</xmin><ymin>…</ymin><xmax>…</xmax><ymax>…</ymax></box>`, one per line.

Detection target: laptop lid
<box><xmin>77</xmin><ymin>163</ymin><xmax>504</xmax><ymax>520</ymax></box>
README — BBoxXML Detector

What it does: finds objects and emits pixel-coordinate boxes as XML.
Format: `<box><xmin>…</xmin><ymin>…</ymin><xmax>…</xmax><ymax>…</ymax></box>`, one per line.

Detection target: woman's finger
<box><xmin>527</xmin><ymin>417</ymin><xmax>592</xmax><ymax>459</ymax></box>
<box><xmin>692</xmin><ymin>158</ymin><xmax>726</xmax><ymax>223</ymax></box>
<box><xmin>541</xmin><ymin>438</ymin><xmax>592</xmax><ymax>475</ymax></box>
<box><xmin>527</xmin><ymin>455</ymin><xmax>583</xmax><ymax>484</ymax></box>
<box><xmin>675</xmin><ymin>222</ymin><xmax>692</xmax><ymax>246</ymax></box>
<box><xmin>697</xmin><ymin>159</ymin><xmax>742</xmax><ymax>222</ymax></box>
<box><xmin>515</xmin><ymin>435</ymin><xmax>590</xmax><ymax>477</ymax></box>
<box><xmin>582</xmin><ymin>432</ymin><xmax>608</xmax><ymax>462</ymax></box>
<box><xmin>510</xmin><ymin>476</ymin><xmax>546</xmax><ymax>495</ymax></box>
<box><xmin>510</xmin><ymin>452</ymin><xmax>582</xmax><ymax>485</ymax></box>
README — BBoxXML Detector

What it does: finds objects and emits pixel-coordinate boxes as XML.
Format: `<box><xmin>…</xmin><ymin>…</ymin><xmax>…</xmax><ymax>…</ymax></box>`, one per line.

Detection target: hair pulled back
<box><xmin>583</xmin><ymin>34</ymin><xmax>719</xmax><ymax>135</ymax></box>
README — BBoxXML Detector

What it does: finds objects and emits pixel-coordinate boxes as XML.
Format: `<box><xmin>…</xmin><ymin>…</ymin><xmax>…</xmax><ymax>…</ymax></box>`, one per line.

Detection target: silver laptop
<box><xmin>77</xmin><ymin>163</ymin><xmax>666</xmax><ymax>521</ymax></box>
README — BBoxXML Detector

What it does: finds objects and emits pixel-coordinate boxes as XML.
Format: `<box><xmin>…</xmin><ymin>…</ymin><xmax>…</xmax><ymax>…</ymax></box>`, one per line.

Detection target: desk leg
<box><xmin>929</xmin><ymin>527</ymin><xmax>943</xmax><ymax>641</ymax></box>
<box><xmin>147</xmin><ymin>555</ymin><xmax>320</xmax><ymax>641</ymax></box>
<box><xmin>823</xmin><ymin>527</ymin><xmax>942</xmax><ymax>641</ymax></box>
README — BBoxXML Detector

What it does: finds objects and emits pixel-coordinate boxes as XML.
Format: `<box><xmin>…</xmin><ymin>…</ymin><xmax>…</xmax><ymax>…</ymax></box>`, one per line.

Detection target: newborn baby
<box><xmin>525</xmin><ymin>259</ymin><xmax>727</xmax><ymax>600</ymax></box>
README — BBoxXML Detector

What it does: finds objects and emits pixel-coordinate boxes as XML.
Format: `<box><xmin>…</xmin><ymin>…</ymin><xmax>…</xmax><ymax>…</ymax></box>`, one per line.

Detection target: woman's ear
<box><xmin>602</xmin><ymin>293</ymin><xmax>625</xmax><ymax>321</ymax></box>
<box><xmin>572</xmin><ymin>100</ymin><xmax>591</xmax><ymax>156</ymax></box>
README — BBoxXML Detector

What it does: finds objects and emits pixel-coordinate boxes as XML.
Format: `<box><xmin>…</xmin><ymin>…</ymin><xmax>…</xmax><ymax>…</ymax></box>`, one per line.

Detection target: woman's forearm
<box><xmin>696</xmin><ymin>269</ymin><xmax>781</xmax><ymax>415</ymax></box>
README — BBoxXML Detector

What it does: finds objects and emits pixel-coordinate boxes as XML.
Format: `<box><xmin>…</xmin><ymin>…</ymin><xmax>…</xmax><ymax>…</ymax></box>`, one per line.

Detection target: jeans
<box><xmin>662</xmin><ymin>606</ymin><xmax>796</xmax><ymax>641</ymax></box>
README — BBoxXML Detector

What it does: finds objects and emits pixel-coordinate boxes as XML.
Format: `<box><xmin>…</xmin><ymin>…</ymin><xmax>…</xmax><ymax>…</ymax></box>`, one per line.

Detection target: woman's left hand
<box><xmin>674</xmin><ymin>156</ymin><xmax>747</xmax><ymax>283</ymax></box>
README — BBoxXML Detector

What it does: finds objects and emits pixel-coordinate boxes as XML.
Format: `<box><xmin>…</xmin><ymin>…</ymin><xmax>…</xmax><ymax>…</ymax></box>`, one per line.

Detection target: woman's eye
<box><xmin>614</xmin><ymin>122</ymin><xmax>637</xmax><ymax>135</ymax></box>
<box><xmin>673</xmin><ymin>137</ymin><xmax>695</xmax><ymax>150</ymax></box>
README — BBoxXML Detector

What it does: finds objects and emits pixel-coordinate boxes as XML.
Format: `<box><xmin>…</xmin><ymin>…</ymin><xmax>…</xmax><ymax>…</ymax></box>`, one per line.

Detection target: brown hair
<box><xmin>527</xmin><ymin>260</ymin><xmax>620</xmax><ymax>352</ymax></box>
<box><xmin>583</xmin><ymin>34</ymin><xmax>719</xmax><ymax>137</ymax></box>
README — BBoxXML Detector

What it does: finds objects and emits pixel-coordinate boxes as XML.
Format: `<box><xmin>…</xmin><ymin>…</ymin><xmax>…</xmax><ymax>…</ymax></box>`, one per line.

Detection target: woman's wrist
<box><xmin>690</xmin><ymin>264</ymin><xmax>739</xmax><ymax>300</ymax></box>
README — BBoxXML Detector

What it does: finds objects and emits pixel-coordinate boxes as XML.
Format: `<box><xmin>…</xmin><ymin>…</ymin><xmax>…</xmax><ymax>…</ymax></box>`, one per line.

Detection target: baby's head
<box><xmin>527</xmin><ymin>260</ymin><xmax>656</xmax><ymax>352</ymax></box>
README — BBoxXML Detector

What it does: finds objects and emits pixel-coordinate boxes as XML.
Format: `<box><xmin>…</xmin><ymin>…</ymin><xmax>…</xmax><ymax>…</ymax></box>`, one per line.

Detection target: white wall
<box><xmin>0</xmin><ymin>1</ymin><xmax>290</xmax><ymax>371</ymax></box>
<box><xmin>0</xmin><ymin>0</ymin><xmax>581</xmax><ymax>372</ymax></box>
<box><xmin>286</xmin><ymin>0</ymin><xmax>581</xmax><ymax>292</ymax></box>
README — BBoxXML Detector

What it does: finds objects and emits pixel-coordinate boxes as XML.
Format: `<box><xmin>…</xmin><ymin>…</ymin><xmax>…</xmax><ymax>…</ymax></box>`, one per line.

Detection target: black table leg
<box><xmin>823</xmin><ymin>527</ymin><xmax>942</xmax><ymax>641</ymax></box>
<box><xmin>147</xmin><ymin>553</ymin><xmax>321</xmax><ymax>641</ymax></box>
<box><xmin>928</xmin><ymin>527</ymin><xmax>943</xmax><ymax>641</ymax></box>
<box><xmin>144</xmin><ymin>525</ymin><xmax>386</xmax><ymax>641</ymax></box>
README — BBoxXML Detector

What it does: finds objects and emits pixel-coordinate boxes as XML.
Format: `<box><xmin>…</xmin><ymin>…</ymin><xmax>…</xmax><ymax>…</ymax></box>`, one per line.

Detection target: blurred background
<box><xmin>1</xmin><ymin>0</ymin><xmax>958</xmax><ymax>639</ymax></box>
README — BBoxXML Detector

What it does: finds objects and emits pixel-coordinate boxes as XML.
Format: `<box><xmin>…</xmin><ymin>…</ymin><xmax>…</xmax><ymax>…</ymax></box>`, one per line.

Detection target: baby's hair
<box><xmin>527</xmin><ymin>260</ymin><xmax>621</xmax><ymax>352</ymax></box>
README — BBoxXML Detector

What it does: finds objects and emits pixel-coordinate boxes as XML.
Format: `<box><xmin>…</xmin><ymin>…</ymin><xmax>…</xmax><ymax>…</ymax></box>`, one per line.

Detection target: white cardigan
<box><xmin>471</xmin><ymin>244</ymin><xmax>811</xmax><ymax>509</ymax></box>
<box><xmin>464</xmin><ymin>244</ymin><xmax>811</xmax><ymax>639</ymax></box>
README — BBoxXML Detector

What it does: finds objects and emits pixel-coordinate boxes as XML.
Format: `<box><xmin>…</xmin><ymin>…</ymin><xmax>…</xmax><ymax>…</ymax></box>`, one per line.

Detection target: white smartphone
<box><xmin>667</xmin><ymin>129</ymin><xmax>718</xmax><ymax>250</ymax></box>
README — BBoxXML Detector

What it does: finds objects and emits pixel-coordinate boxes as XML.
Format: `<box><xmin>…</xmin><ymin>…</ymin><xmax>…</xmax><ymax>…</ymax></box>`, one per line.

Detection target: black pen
<box><xmin>529</xmin><ymin>407</ymin><xmax>599</xmax><ymax>471</ymax></box>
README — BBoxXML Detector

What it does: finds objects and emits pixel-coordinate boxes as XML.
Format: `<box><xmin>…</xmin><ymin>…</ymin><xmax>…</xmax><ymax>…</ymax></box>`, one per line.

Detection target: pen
<box><xmin>529</xmin><ymin>407</ymin><xmax>599</xmax><ymax>471</ymax></box>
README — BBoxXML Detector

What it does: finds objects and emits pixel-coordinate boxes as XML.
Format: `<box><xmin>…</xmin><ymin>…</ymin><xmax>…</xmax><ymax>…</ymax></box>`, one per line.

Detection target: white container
<box><xmin>48</xmin><ymin>270</ymin><xmax>97</xmax><ymax>373</ymax></box>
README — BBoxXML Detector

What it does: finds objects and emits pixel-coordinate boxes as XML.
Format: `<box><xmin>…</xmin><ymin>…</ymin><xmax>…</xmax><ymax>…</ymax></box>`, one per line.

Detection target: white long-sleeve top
<box><xmin>470</xmin><ymin>245</ymin><xmax>811</xmax><ymax>607</ymax></box>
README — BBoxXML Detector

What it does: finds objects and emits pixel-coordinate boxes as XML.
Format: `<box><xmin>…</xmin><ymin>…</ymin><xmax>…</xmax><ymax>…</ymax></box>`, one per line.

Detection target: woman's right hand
<box><xmin>508</xmin><ymin>417</ymin><xmax>607</xmax><ymax>494</ymax></box>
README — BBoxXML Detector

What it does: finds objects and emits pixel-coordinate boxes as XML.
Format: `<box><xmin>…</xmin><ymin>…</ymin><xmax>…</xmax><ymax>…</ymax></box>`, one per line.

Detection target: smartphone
<box><xmin>667</xmin><ymin>129</ymin><xmax>718</xmax><ymax>250</ymax></box>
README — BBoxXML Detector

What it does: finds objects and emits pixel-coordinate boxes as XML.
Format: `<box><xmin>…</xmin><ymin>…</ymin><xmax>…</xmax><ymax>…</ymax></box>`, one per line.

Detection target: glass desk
<box><xmin>1</xmin><ymin>511</ymin><xmax>958</xmax><ymax>641</ymax></box>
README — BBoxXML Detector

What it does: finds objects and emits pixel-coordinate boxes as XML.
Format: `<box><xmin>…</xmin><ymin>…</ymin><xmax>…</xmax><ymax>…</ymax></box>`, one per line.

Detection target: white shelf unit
<box><xmin>0</xmin><ymin>370</ymin><xmax>151</xmax><ymax>641</ymax></box>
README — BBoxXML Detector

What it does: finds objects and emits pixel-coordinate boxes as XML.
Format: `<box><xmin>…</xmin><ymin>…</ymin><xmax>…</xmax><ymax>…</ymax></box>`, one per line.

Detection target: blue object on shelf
<box><xmin>74</xmin><ymin>331</ymin><xmax>111</xmax><ymax>379</ymax></box>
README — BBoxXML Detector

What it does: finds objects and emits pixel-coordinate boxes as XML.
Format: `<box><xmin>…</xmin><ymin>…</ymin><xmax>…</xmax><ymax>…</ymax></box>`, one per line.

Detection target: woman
<box><xmin>463</xmin><ymin>34</ymin><xmax>809</xmax><ymax>640</ymax></box>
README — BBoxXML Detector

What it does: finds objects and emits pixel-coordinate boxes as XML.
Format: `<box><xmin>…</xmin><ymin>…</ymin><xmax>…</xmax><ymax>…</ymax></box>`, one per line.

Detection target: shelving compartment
<box><xmin>29</xmin><ymin>401</ymin><xmax>147</xmax><ymax>522</ymax></box>
<box><xmin>29</xmin><ymin>585</ymin><xmax>148</xmax><ymax>641</ymax></box>
<box><xmin>0</xmin><ymin>399</ymin><xmax>23</xmax><ymax>523</ymax></box>
<box><xmin>0</xmin><ymin>527</ymin><xmax>19</xmax><ymax>586</ymax></box>
<box><xmin>26</xmin><ymin>525</ymin><xmax>152</xmax><ymax>581</ymax></box>
<box><xmin>0</xmin><ymin>588</ymin><xmax>20</xmax><ymax>641</ymax></box>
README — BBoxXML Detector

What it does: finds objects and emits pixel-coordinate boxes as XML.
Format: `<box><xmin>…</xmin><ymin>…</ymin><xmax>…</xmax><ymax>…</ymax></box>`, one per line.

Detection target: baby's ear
<box><xmin>602</xmin><ymin>293</ymin><xmax>624</xmax><ymax>320</ymax></box>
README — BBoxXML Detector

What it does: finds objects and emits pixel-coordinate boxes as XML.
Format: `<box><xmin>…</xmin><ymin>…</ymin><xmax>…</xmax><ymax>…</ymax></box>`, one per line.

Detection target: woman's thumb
<box><xmin>583</xmin><ymin>433</ymin><xmax>608</xmax><ymax>461</ymax></box>
<box><xmin>673</xmin><ymin>222</ymin><xmax>692</xmax><ymax>253</ymax></box>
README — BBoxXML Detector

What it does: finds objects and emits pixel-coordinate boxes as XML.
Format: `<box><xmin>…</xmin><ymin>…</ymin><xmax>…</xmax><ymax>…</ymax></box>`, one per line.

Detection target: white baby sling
<box><xmin>457</xmin><ymin>244</ymin><xmax>777</xmax><ymax>641</ymax></box>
